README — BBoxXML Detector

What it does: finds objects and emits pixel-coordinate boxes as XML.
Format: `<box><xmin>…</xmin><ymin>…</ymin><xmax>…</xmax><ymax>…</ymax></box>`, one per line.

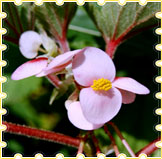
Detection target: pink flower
<box><xmin>11</xmin><ymin>31</ymin><xmax>63</xmax><ymax>80</ymax></box>
<box><xmin>45</xmin><ymin>47</ymin><xmax>150</xmax><ymax>130</ymax></box>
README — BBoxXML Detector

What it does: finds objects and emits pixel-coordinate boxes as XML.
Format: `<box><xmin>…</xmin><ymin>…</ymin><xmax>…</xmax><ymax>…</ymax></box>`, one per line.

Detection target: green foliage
<box><xmin>34</xmin><ymin>3</ymin><xmax>77</xmax><ymax>39</ymax></box>
<box><xmin>68</xmin><ymin>7</ymin><xmax>101</xmax><ymax>49</ymax></box>
<box><xmin>4</xmin><ymin>76</ymin><xmax>61</xmax><ymax>129</ymax></box>
<box><xmin>94</xmin><ymin>129</ymin><xmax>150</xmax><ymax>156</ymax></box>
<box><xmin>8</xmin><ymin>139</ymin><xmax>24</xmax><ymax>153</ymax></box>
<box><xmin>84</xmin><ymin>3</ymin><xmax>160</xmax><ymax>40</ymax></box>
<box><xmin>4</xmin><ymin>76</ymin><xmax>43</xmax><ymax>104</ymax></box>
<box><xmin>3</xmin><ymin>3</ymin><xmax>33</xmax><ymax>44</ymax></box>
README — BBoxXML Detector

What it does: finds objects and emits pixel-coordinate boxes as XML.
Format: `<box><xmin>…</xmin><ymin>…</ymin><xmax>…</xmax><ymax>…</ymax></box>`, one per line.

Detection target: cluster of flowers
<box><xmin>12</xmin><ymin>31</ymin><xmax>149</xmax><ymax>130</ymax></box>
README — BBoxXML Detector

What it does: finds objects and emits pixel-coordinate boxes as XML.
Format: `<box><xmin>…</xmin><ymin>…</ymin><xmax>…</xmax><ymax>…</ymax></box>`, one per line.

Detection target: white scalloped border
<box><xmin>0</xmin><ymin>0</ymin><xmax>161</xmax><ymax>158</ymax></box>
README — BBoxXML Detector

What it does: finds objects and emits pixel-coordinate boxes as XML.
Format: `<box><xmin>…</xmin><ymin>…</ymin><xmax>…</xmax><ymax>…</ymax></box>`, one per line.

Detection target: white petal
<box><xmin>40</xmin><ymin>31</ymin><xmax>57</xmax><ymax>53</ymax></box>
<box><xmin>19</xmin><ymin>31</ymin><xmax>42</xmax><ymax>59</ymax></box>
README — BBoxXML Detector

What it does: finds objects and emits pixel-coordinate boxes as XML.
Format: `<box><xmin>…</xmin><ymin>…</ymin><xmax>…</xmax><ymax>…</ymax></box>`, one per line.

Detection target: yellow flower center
<box><xmin>91</xmin><ymin>78</ymin><xmax>112</xmax><ymax>91</ymax></box>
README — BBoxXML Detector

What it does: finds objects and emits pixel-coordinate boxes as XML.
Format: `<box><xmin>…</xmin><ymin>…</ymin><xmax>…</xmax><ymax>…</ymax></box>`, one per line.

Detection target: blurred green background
<box><xmin>2</xmin><ymin>4</ymin><xmax>160</xmax><ymax>157</ymax></box>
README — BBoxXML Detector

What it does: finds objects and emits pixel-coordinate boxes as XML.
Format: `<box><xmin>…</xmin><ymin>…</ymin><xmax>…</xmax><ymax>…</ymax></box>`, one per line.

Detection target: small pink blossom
<box><xmin>12</xmin><ymin>41</ymin><xmax>150</xmax><ymax>130</ymax></box>
<box><xmin>46</xmin><ymin>47</ymin><xmax>150</xmax><ymax>130</ymax></box>
<box><xmin>11</xmin><ymin>31</ymin><xmax>62</xmax><ymax>80</ymax></box>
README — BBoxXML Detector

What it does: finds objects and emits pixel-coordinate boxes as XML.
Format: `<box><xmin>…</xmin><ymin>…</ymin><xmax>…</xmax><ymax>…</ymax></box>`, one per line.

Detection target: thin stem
<box><xmin>4</xmin><ymin>19</ymin><xmax>20</xmax><ymax>38</ymax></box>
<box><xmin>77</xmin><ymin>132</ymin><xmax>91</xmax><ymax>154</ymax></box>
<box><xmin>46</xmin><ymin>74</ymin><xmax>61</xmax><ymax>88</ymax></box>
<box><xmin>14</xmin><ymin>4</ymin><xmax>23</xmax><ymax>33</ymax></box>
<box><xmin>59</xmin><ymin>38</ymin><xmax>70</xmax><ymax>53</ymax></box>
<box><xmin>30</xmin><ymin>11</ymin><xmax>36</xmax><ymax>30</ymax></box>
<box><xmin>69</xmin><ymin>25</ymin><xmax>101</xmax><ymax>37</ymax></box>
<box><xmin>91</xmin><ymin>132</ymin><xmax>101</xmax><ymax>155</ymax></box>
<box><xmin>39</xmin><ymin>48</ymin><xmax>48</xmax><ymax>54</ymax></box>
<box><xmin>3</xmin><ymin>121</ymin><xmax>80</xmax><ymax>148</ymax></box>
<box><xmin>3</xmin><ymin>36</ymin><xmax>18</xmax><ymax>45</ymax></box>
<box><xmin>108</xmin><ymin>122</ymin><xmax>136</xmax><ymax>157</ymax></box>
<box><xmin>7</xmin><ymin>3</ymin><xmax>18</xmax><ymax>33</ymax></box>
<box><xmin>104</xmin><ymin>125</ymin><xmax>120</xmax><ymax>156</ymax></box>
<box><xmin>77</xmin><ymin>141</ymin><xmax>84</xmax><ymax>154</ymax></box>
<box><xmin>136</xmin><ymin>137</ymin><xmax>160</xmax><ymax>156</ymax></box>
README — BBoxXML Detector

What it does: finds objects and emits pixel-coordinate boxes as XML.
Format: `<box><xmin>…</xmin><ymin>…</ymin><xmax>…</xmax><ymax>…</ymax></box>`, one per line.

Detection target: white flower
<box><xmin>19</xmin><ymin>31</ymin><xmax>42</xmax><ymax>59</ymax></box>
<box><xmin>19</xmin><ymin>30</ymin><xmax>58</xmax><ymax>59</ymax></box>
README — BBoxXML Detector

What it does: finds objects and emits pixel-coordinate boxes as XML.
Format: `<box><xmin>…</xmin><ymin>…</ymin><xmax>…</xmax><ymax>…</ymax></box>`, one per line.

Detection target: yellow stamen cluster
<box><xmin>91</xmin><ymin>78</ymin><xmax>112</xmax><ymax>91</ymax></box>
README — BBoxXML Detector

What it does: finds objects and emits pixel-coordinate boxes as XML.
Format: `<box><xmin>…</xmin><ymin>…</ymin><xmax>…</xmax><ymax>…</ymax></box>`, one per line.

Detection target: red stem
<box><xmin>4</xmin><ymin>19</ymin><xmax>20</xmax><ymax>38</ymax></box>
<box><xmin>59</xmin><ymin>38</ymin><xmax>70</xmax><ymax>53</ymax></box>
<box><xmin>46</xmin><ymin>74</ymin><xmax>61</xmax><ymax>88</ymax></box>
<box><xmin>91</xmin><ymin>132</ymin><xmax>101</xmax><ymax>155</ymax></box>
<box><xmin>105</xmin><ymin>22</ymin><xmax>156</xmax><ymax>58</ymax></box>
<box><xmin>3</xmin><ymin>121</ymin><xmax>80</xmax><ymax>148</ymax></box>
<box><xmin>60</xmin><ymin>6</ymin><xmax>70</xmax><ymax>53</ymax></box>
<box><xmin>104</xmin><ymin>125</ymin><xmax>120</xmax><ymax>156</ymax></box>
<box><xmin>105</xmin><ymin>39</ymin><xmax>120</xmax><ymax>59</ymax></box>
<box><xmin>108</xmin><ymin>122</ymin><xmax>135</xmax><ymax>157</ymax></box>
<box><xmin>105</xmin><ymin>22</ymin><xmax>135</xmax><ymax>58</ymax></box>
<box><xmin>136</xmin><ymin>137</ymin><xmax>160</xmax><ymax>156</ymax></box>
<box><xmin>3</xmin><ymin>36</ymin><xmax>18</xmax><ymax>45</ymax></box>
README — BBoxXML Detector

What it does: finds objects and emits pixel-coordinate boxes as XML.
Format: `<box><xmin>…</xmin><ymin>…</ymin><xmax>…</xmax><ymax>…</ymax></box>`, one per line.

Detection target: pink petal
<box><xmin>112</xmin><ymin>77</ymin><xmax>150</xmax><ymax>94</ymax></box>
<box><xmin>45</xmin><ymin>49</ymin><xmax>82</xmax><ymax>71</ymax></box>
<box><xmin>118</xmin><ymin>89</ymin><xmax>136</xmax><ymax>104</ymax></box>
<box><xmin>36</xmin><ymin>59</ymin><xmax>72</xmax><ymax>77</ymax></box>
<box><xmin>66</xmin><ymin>101</ymin><xmax>104</xmax><ymax>130</ymax></box>
<box><xmin>36</xmin><ymin>65</ymin><xmax>67</xmax><ymax>77</ymax></box>
<box><xmin>80</xmin><ymin>87</ymin><xmax>122</xmax><ymax>125</ymax></box>
<box><xmin>11</xmin><ymin>57</ymin><xmax>48</xmax><ymax>80</ymax></box>
<box><xmin>72</xmin><ymin>47</ymin><xmax>116</xmax><ymax>87</ymax></box>
<box><xmin>19</xmin><ymin>31</ymin><xmax>42</xmax><ymax>59</ymax></box>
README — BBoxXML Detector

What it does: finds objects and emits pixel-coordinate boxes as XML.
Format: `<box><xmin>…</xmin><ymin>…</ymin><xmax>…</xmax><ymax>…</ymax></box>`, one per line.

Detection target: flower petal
<box><xmin>46</xmin><ymin>49</ymin><xmax>82</xmax><ymax>71</ymax></box>
<box><xmin>72</xmin><ymin>47</ymin><xmax>116</xmax><ymax>87</ymax></box>
<box><xmin>19</xmin><ymin>31</ymin><xmax>42</xmax><ymax>59</ymax></box>
<box><xmin>40</xmin><ymin>31</ymin><xmax>57</xmax><ymax>54</ymax></box>
<box><xmin>80</xmin><ymin>87</ymin><xmax>122</xmax><ymax>125</ymax></box>
<box><xmin>112</xmin><ymin>77</ymin><xmax>150</xmax><ymax>94</ymax></box>
<box><xmin>36</xmin><ymin>64</ymin><xmax>68</xmax><ymax>77</ymax></box>
<box><xmin>65</xmin><ymin>101</ymin><xmax>104</xmax><ymax>130</ymax></box>
<box><xmin>11</xmin><ymin>57</ymin><xmax>48</xmax><ymax>80</ymax></box>
<box><xmin>118</xmin><ymin>89</ymin><xmax>136</xmax><ymax>104</ymax></box>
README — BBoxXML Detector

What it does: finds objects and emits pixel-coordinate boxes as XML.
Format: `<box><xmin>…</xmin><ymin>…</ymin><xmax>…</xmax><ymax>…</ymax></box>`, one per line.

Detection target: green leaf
<box><xmin>34</xmin><ymin>3</ymin><xmax>77</xmax><ymax>41</ymax></box>
<box><xmin>4</xmin><ymin>76</ymin><xmax>43</xmax><ymax>104</ymax></box>
<box><xmin>8</xmin><ymin>139</ymin><xmax>24</xmax><ymax>153</ymax></box>
<box><xmin>84</xmin><ymin>2</ymin><xmax>160</xmax><ymax>57</ymax></box>
<box><xmin>70</xmin><ymin>6</ymin><xmax>99</xmax><ymax>32</ymax></box>
<box><xmin>3</xmin><ymin>3</ymin><xmax>33</xmax><ymax>45</ymax></box>
<box><xmin>67</xmin><ymin>6</ymin><xmax>101</xmax><ymax>50</ymax></box>
<box><xmin>3</xmin><ymin>76</ymin><xmax>44</xmax><ymax>125</ymax></box>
